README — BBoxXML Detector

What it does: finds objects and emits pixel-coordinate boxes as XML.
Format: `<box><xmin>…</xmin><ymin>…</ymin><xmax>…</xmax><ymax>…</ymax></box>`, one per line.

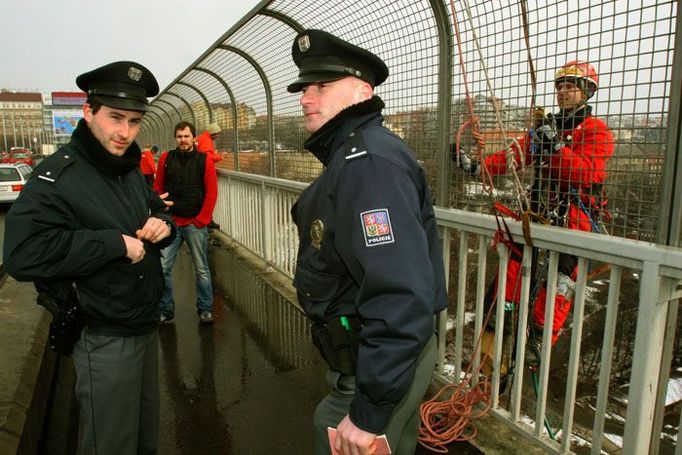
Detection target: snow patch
<box><xmin>605</xmin><ymin>433</ymin><xmax>623</xmax><ymax>447</ymax></box>
<box><xmin>665</xmin><ymin>377</ymin><xmax>682</xmax><ymax>406</ymax></box>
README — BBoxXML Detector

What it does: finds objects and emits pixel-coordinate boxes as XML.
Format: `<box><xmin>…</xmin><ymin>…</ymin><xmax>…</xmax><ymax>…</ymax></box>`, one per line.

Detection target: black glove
<box><xmin>458</xmin><ymin>150</ymin><xmax>480</xmax><ymax>175</ymax></box>
<box><xmin>533</xmin><ymin>119</ymin><xmax>563</xmax><ymax>154</ymax></box>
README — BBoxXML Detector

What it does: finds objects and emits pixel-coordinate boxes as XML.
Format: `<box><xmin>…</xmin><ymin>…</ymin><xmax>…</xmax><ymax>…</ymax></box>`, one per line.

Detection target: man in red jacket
<box><xmin>460</xmin><ymin>60</ymin><xmax>614</xmax><ymax>354</ymax></box>
<box><xmin>154</xmin><ymin>121</ymin><xmax>218</xmax><ymax>324</ymax></box>
<box><xmin>140</xmin><ymin>143</ymin><xmax>156</xmax><ymax>186</ymax></box>
<box><xmin>196</xmin><ymin>122</ymin><xmax>222</xmax><ymax>231</ymax></box>
<box><xmin>196</xmin><ymin>122</ymin><xmax>223</xmax><ymax>163</ymax></box>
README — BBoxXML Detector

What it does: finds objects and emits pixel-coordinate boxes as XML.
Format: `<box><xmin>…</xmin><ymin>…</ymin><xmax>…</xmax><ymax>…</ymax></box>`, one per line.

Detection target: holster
<box><xmin>37</xmin><ymin>290</ymin><xmax>83</xmax><ymax>356</ymax></box>
<box><xmin>310</xmin><ymin>317</ymin><xmax>361</xmax><ymax>376</ymax></box>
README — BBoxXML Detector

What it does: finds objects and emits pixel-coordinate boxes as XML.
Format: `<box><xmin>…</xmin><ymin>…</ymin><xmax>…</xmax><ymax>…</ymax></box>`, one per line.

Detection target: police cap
<box><xmin>287</xmin><ymin>29</ymin><xmax>389</xmax><ymax>93</ymax></box>
<box><xmin>76</xmin><ymin>61</ymin><xmax>159</xmax><ymax>112</ymax></box>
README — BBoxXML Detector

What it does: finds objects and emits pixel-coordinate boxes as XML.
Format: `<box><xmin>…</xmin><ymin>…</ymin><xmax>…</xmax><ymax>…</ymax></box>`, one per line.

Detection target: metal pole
<box><xmin>1</xmin><ymin>112</ymin><xmax>7</xmax><ymax>150</ymax></box>
<box><xmin>649</xmin><ymin>4</ymin><xmax>682</xmax><ymax>451</ymax></box>
<box><xmin>428</xmin><ymin>0</ymin><xmax>454</xmax><ymax>206</ymax></box>
<box><xmin>11</xmin><ymin>113</ymin><xmax>16</xmax><ymax>148</ymax></box>
<box><xmin>19</xmin><ymin>118</ymin><xmax>25</xmax><ymax>147</ymax></box>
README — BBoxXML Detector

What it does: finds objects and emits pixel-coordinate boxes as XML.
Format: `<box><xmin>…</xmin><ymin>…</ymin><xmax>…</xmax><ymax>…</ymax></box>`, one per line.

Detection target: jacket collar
<box><xmin>554</xmin><ymin>104</ymin><xmax>593</xmax><ymax>131</ymax></box>
<box><xmin>304</xmin><ymin>96</ymin><xmax>385</xmax><ymax>166</ymax></box>
<box><xmin>71</xmin><ymin>119</ymin><xmax>141</xmax><ymax>177</ymax></box>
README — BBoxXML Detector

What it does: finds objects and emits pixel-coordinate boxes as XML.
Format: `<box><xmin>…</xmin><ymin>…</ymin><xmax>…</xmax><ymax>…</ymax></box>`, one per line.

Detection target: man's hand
<box><xmin>335</xmin><ymin>415</ymin><xmax>377</xmax><ymax>455</ymax></box>
<box><xmin>122</xmin><ymin>235</ymin><xmax>145</xmax><ymax>263</ymax></box>
<box><xmin>136</xmin><ymin>217</ymin><xmax>172</xmax><ymax>244</ymax></box>
<box><xmin>471</xmin><ymin>130</ymin><xmax>486</xmax><ymax>150</ymax></box>
<box><xmin>458</xmin><ymin>151</ymin><xmax>480</xmax><ymax>175</ymax></box>
<box><xmin>159</xmin><ymin>192</ymin><xmax>174</xmax><ymax>208</ymax></box>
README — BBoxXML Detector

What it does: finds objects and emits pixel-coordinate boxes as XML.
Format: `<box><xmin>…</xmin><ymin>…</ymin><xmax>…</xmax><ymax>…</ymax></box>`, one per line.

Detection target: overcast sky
<box><xmin>0</xmin><ymin>0</ymin><xmax>262</xmax><ymax>94</ymax></box>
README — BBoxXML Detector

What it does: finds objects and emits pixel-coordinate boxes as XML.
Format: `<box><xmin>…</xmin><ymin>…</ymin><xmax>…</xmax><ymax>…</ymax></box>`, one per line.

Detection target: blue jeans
<box><xmin>160</xmin><ymin>224</ymin><xmax>213</xmax><ymax>316</ymax></box>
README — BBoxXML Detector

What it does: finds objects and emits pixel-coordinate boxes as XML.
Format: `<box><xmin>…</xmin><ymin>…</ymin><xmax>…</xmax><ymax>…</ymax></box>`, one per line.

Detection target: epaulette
<box><xmin>344</xmin><ymin>130</ymin><xmax>369</xmax><ymax>162</ymax></box>
<box><xmin>34</xmin><ymin>152</ymin><xmax>76</xmax><ymax>183</ymax></box>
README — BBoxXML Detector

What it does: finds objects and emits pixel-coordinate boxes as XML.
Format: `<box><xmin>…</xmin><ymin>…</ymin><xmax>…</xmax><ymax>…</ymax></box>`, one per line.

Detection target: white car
<box><xmin>0</xmin><ymin>163</ymin><xmax>32</xmax><ymax>203</ymax></box>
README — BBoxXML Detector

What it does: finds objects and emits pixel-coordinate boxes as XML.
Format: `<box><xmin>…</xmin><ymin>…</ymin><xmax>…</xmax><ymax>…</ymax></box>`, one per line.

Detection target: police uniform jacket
<box><xmin>292</xmin><ymin>96</ymin><xmax>447</xmax><ymax>433</ymax></box>
<box><xmin>3</xmin><ymin>119</ymin><xmax>175</xmax><ymax>336</ymax></box>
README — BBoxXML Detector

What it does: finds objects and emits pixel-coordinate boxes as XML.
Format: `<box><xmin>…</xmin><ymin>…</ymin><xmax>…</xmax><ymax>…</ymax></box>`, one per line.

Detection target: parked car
<box><xmin>0</xmin><ymin>163</ymin><xmax>32</xmax><ymax>203</ymax></box>
<box><xmin>2</xmin><ymin>148</ymin><xmax>34</xmax><ymax>167</ymax></box>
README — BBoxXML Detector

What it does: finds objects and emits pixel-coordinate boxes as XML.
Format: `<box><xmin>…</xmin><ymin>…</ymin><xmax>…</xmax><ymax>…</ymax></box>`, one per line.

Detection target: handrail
<box><xmin>212</xmin><ymin>170</ymin><xmax>682</xmax><ymax>454</ymax></box>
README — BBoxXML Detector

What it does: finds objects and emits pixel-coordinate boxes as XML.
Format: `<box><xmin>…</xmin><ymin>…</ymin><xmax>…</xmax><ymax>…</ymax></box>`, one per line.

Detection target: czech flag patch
<box><xmin>360</xmin><ymin>208</ymin><xmax>395</xmax><ymax>247</ymax></box>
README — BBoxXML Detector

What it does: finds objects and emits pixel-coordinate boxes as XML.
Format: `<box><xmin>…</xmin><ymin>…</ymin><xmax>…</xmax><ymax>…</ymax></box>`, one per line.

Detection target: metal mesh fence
<box><xmin>139</xmin><ymin>0</ymin><xmax>679</xmax><ymax>243</ymax></box>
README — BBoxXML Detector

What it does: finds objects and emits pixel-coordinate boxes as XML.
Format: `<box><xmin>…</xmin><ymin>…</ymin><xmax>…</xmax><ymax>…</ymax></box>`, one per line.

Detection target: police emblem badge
<box><xmin>310</xmin><ymin>219</ymin><xmax>324</xmax><ymax>250</ymax></box>
<box><xmin>298</xmin><ymin>34</ymin><xmax>311</xmax><ymax>52</ymax></box>
<box><xmin>127</xmin><ymin>66</ymin><xmax>143</xmax><ymax>82</ymax></box>
<box><xmin>360</xmin><ymin>208</ymin><xmax>394</xmax><ymax>247</ymax></box>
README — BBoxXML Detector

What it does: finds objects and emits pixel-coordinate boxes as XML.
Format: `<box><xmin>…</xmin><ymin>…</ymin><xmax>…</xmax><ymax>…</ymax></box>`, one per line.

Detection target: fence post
<box><xmin>261</xmin><ymin>181</ymin><xmax>274</xmax><ymax>268</ymax></box>
<box><xmin>428</xmin><ymin>0</ymin><xmax>453</xmax><ymax>206</ymax></box>
<box><xmin>622</xmin><ymin>262</ymin><xmax>669</xmax><ymax>454</ymax></box>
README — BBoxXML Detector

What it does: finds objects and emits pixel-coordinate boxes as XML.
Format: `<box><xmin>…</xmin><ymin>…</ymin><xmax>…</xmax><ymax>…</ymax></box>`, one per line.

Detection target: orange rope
<box><xmin>417</xmin><ymin>297</ymin><xmax>498</xmax><ymax>453</ymax></box>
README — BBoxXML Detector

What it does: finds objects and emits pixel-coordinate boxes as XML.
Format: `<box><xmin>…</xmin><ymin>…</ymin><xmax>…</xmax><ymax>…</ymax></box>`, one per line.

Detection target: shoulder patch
<box><xmin>345</xmin><ymin>146</ymin><xmax>367</xmax><ymax>161</ymax></box>
<box><xmin>34</xmin><ymin>153</ymin><xmax>75</xmax><ymax>183</ymax></box>
<box><xmin>360</xmin><ymin>208</ymin><xmax>395</xmax><ymax>247</ymax></box>
<box><xmin>344</xmin><ymin>129</ymin><xmax>369</xmax><ymax>162</ymax></box>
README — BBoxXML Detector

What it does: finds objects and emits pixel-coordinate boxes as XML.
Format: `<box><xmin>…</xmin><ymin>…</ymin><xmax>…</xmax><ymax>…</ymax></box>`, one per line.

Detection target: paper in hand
<box><xmin>327</xmin><ymin>427</ymin><xmax>392</xmax><ymax>455</ymax></box>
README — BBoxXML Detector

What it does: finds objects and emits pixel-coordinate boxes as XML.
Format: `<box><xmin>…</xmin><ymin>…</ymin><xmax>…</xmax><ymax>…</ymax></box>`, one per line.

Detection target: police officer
<box><xmin>3</xmin><ymin>61</ymin><xmax>175</xmax><ymax>455</ymax></box>
<box><xmin>288</xmin><ymin>30</ymin><xmax>447</xmax><ymax>455</ymax></box>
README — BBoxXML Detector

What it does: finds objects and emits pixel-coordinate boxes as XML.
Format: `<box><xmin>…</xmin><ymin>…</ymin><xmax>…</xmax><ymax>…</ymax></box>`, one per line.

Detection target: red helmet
<box><xmin>555</xmin><ymin>60</ymin><xmax>599</xmax><ymax>99</ymax></box>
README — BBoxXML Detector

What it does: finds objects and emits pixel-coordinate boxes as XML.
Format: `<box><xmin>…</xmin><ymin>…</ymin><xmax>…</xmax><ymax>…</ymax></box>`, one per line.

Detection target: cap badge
<box><xmin>310</xmin><ymin>219</ymin><xmax>324</xmax><ymax>250</ymax></box>
<box><xmin>127</xmin><ymin>66</ymin><xmax>143</xmax><ymax>82</ymax></box>
<box><xmin>298</xmin><ymin>35</ymin><xmax>311</xmax><ymax>53</ymax></box>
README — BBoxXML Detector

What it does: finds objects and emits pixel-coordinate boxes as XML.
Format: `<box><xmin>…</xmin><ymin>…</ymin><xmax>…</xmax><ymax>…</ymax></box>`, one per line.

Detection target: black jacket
<box><xmin>3</xmin><ymin>120</ymin><xmax>176</xmax><ymax>336</ymax></box>
<box><xmin>291</xmin><ymin>97</ymin><xmax>447</xmax><ymax>433</ymax></box>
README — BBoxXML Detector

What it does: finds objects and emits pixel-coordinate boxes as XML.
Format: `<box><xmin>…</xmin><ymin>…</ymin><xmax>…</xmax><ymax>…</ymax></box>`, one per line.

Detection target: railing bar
<box><xmin>591</xmin><ymin>265</ymin><xmax>623</xmax><ymax>455</ymax></box>
<box><xmin>561</xmin><ymin>257</ymin><xmax>589</xmax><ymax>452</ymax></box>
<box><xmin>472</xmin><ymin>236</ymin><xmax>487</xmax><ymax>386</ymax></box>
<box><xmin>492</xmin><ymin>244</ymin><xmax>509</xmax><ymax>408</ymax></box>
<box><xmin>535</xmin><ymin>251</ymin><xmax>559</xmax><ymax>438</ymax></box>
<box><xmin>455</xmin><ymin>231</ymin><xmax>468</xmax><ymax>381</ymax></box>
<box><xmin>623</xmin><ymin>262</ymin><xmax>668</xmax><ymax>453</ymax></box>
<box><xmin>437</xmin><ymin>227</ymin><xmax>452</xmax><ymax>375</ymax></box>
<box><xmin>511</xmin><ymin>244</ymin><xmax>533</xmax><ymax>421</ymax></box>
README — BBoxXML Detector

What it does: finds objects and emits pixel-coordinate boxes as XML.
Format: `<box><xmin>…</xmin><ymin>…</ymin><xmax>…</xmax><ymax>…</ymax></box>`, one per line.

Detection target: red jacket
<box><xmin>483</xmin><ymin>113</ymin><xmax>614</xmax><ymax>231</ymax></box>
<box><xmin>196</xmin><ymin>131</ymin><xmax>223</xmax><ymax>163</ymax></box>
<box><xmin>140</xmin><ymin>150</ymin><xmax>156</xmax><ymax>175</ymax></box>
<box><xmin>154</xmin><ymin>150</ymin><xmax>218</xmax><ymax>228</ymax></box>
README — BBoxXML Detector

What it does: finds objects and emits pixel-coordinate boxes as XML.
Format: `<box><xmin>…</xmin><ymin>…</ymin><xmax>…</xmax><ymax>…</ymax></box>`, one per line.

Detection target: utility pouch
<box><xmin>37</xmin><ymin>291</ymin><xmax>83</xmax><ymax>356</ymax></box>
<box><xmin>310</xmin><ymin>317</ymin><xmax>361</xmax><ymax>376</ymax></box>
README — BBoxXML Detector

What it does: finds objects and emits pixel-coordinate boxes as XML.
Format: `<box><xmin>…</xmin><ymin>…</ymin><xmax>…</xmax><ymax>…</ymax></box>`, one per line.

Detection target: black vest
<box><xmin>164</xmin><ymin>150</ymin><xmax>206</xmax><ymax>218</ymax></box>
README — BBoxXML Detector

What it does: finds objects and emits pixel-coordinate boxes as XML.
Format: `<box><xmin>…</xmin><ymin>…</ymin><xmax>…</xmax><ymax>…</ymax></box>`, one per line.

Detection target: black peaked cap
<box><xmin>287</xmin><ymin>29</ymin><xmax>389</xmax><ymax>93</ymax></box>
<box><xmin>76</xmin><ymin>61</ymin><xmax>159</xmax><ymax>112</ymax></box>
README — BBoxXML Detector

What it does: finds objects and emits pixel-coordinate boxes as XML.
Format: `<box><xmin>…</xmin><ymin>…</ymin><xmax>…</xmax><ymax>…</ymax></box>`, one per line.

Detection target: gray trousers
<box><xmin>73</xmin><ymin>328</ymin><xmax>159</xmax><ymax>455</ymax></box>
<box><xmin>313</xmin><ymin>335</ymin><xmax>437</xmax><ymax>455</ymax></box>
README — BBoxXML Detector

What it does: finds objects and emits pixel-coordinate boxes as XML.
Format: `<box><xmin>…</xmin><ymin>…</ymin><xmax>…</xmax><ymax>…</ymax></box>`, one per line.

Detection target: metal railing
<box><xmin>137</xmin><ymin>0</ymin><xmax>682</xmax><ymax>245</ymax></box>
<box><xmin>213</xmin><ymin>168</ymin><xmax>681</xmax><ymax>455</ymax></box>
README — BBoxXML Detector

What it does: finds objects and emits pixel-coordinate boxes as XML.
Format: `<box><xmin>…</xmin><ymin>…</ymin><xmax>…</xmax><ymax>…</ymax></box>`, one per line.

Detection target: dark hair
<box><xmin>86</xmin><ymin>95</ymin><xmax>103</xmax><ymax>114</ymax></box>
<box><xmin>174</xmin><ymin>121</ymin><xmax>196</xmax><ymax>137</ymax></box>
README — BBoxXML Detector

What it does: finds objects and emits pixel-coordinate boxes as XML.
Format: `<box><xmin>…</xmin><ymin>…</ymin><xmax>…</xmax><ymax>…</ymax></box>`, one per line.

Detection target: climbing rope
<box><xmin>418</xmin><ymin>297</ymin><xmax>498</xmax><ymax>452</ymax></box>
<box><xmin>420</xmin><ymin>1</ymin><xmax>556</xmax><ymax>450</ymax></box>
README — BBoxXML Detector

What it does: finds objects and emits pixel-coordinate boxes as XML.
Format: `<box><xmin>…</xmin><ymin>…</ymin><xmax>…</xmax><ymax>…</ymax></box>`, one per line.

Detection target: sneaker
<box><xmin>199</xmin><ymin>311</ymin><xmax>214</xmax><ymax>324</ymax></box>
<box><xmin>160</xmin><ymin>313</ymin><xmax>174</xmax><ymax>324</ymax></box>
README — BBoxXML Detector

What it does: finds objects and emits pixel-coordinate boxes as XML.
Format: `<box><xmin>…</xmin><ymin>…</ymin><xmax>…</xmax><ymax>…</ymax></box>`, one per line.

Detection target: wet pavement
<box><xmin>158</xmin><ymin>245</ymin><xmax>328</xmax><ymax>454</ymax></box>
